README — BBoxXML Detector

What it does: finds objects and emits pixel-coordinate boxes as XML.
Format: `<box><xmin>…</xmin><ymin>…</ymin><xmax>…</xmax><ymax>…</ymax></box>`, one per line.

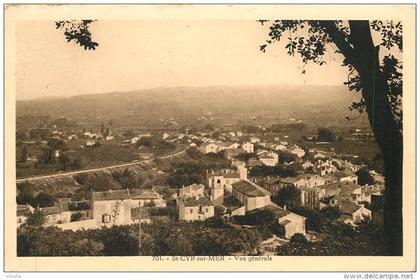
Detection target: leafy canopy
<box><xmin>258</xmin><ymin>20</ymin><xmax>402</xmax><ymax>129</ymax></box>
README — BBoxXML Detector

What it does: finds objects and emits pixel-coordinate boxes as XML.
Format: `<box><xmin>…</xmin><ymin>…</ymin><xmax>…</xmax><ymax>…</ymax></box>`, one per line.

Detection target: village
<box><xmin>16</xmin><ymin>117</ymin><xmax>386</xmax><ymax>256</ymax></box>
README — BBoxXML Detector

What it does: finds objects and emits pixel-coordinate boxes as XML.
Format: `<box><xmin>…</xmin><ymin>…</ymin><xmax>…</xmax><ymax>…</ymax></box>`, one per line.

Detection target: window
<box><xmin>205</xmin><ymin>208</ymin><xmax>208</xmax><ymax>213</ymax></box>
<box><xmin>102</xmin><ymin>214</ymin><xmax>111</xmax><ymax>223</ymax></box>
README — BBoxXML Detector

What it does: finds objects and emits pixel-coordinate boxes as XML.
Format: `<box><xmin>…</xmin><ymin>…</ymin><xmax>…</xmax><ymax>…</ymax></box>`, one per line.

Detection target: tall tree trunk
<box><xmin>349</xmin><ymin>21</ymin><xmax>403</xmax><ymax>255</ymax></box>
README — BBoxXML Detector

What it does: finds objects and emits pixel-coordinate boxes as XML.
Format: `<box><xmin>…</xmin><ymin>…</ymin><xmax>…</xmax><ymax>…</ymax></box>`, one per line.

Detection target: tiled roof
<box><xmin>17</xmin><ymin>204</ymin><xmax>32</xmax><ymax>217</ymax></box>
<box><xmin>279</xmin><ymin>177</ymin><xmax>301</xmax><ymax>184</ymax></box>
<box><xmin>209</xmin><ymin>171</ymin><xmax>240</xmax><ymax>178</ymax></box>
<box><xmin>232</xmin><ymin>180</ymin><xmax>271</xmax><ymax>197</ymax></box>
<box><xmin>340</xmin><ymin>199</ymin><xmax>359</xmax><ymax>215</ymax></box>
<box><xmin>223</xmin><ymin>193</ymin><xmax>243</xmax><ymax>210</ymax></box>
<box><xmin>320</xmin><ymin>181</ymin><xmax>359</xmax><ymax>197</ymax></box>
<box><xmin>40</xmin><ymin>206</ymin><xmax>62</xmax><ymax>216</ymax></box>
<box><xmin>181</xmin><ymin>184</ymin><xmax>205</xmax><ymax>193</ymax></box>
<box><xmin>92</xmin><ymin>190</ymin><xmax>131</xmax><ymax>201</ymax></box>
<box><xmin>279</xmin><ymin>219</ymin><xmax>292</xmax><ymax>225</ymax></box>
<box><xmin>181</xmin><ymin>197</ymin><xmax>214</xmax><ymax>207</ymax></box>
<box><xmin>131</xmin><ymin>189</ymin><xmax>161</xmax><ymax>200</ymax></box>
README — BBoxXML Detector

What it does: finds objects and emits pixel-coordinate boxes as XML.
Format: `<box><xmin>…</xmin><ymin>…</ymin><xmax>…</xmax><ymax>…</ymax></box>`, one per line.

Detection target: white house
<box><xmin>91</xmin><ymin>190</ymin><xmax>132</xmax><ymax>227</ymax></box>
<box><xmin>199</xmin><ymin>142</ymin><xmax>220</xmax><ymax>154</ymax></box>
<box><xmin>274</xmin><ymin>144</ymin><xmax>287</xmax><ymax>151</ymax></box>
<box><xmin>290</xmin><ymin>146</ymin><xmax>305</xmax><ymax>158</ymax></box>
<box><xmin>130</xmin><ymin>189</ymin><xmax>166</xmax><ymax>208</ymax></box>
<box><xmin>178</xmin><ymin>197</ymin><xmax>215</xmax><ymax>222</ymax></box>
<box><xmin>340</xmin><ymin>201</ymin><xmax>372</xmax><ymax>226</ymax></box>
<box><xmin>250</xmin><ymin>137</ymin><xmax>260</xmax><ymax>144</ymax></box>
<box><xmin>179</xmin><ymin>184</ymin><xmax>206</xmax><ymax>199</ymax></box>
<box><xmin>241</xmin><ymin>142</ymin><xmax>254</xmax><ymax>153</ymax></box>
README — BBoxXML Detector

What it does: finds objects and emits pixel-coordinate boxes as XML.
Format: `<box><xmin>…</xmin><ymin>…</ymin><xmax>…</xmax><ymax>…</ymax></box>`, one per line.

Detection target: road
<box><xmin>16</xmin><ymin>144</ymin><xmax>187</xmax><ymax>183</ymax></box>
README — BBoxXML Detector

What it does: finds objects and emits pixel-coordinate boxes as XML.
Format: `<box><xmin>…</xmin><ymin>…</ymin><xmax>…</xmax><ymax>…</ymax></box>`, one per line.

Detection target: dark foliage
<box><xmin>355</xmin><ymin>167</ymin><xmax>375</xmax><ymax>186</ymax></box>
<box><xmin>56</xmin><ymin>20</ymin><xmax>99</xmax><ymax>50</ymax></box>
<box><xmin>271</xmin><ymin>186</ymin><xmax>301</xmax><ymax>209</ymax></box>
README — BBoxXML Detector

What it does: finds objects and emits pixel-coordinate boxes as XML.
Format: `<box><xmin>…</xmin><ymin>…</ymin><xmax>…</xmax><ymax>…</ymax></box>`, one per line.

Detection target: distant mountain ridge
<box><xmin>16</xmin><ymin>85</ymin><xmax>361</xmax><ymax>121</ymax></box>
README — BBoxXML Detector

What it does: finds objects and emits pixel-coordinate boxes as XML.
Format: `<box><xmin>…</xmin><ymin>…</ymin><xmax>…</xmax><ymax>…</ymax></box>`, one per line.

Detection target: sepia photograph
<box><xmin>4</xmin><ymin>4</ymin><xmax>416</xmax><ymax>272</ymax></box>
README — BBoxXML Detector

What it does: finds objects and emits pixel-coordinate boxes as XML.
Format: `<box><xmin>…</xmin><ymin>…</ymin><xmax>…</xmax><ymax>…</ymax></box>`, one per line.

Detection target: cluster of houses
<box><xmin>17</xmin><ymin>124</ymin><xmax>386</xmax><ymax>254</ymax></box>
<box><xmin>16</xmin><ymin>165</ymin><xmax>308</xmax><ymax>241</ymax></box>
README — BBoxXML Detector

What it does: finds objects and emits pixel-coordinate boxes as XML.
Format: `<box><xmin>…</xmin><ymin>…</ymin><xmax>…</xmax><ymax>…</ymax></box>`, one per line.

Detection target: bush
<box><xmin>290</xmin><ymin>233</ymin><xmax>308</xmax><ymax>245</ymax></box>
<box><xmin>25</xmin><ymin>209</ymin><xmax>46</xmax><ymax>227</ymax></box>
<box><xmin>70</xmin><ymin>212</ymin><xmax>84</xmax><ymax>222</ymax></box>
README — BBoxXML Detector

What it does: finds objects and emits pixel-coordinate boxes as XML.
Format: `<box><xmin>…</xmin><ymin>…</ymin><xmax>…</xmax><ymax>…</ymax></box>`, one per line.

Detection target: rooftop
<box><xmin>17</xmin><ymin>204</ymin><xmax>33</xmax><ymax>217</ymax></box>
<box><xmin>340</xmin><ymin>199</ymin><xmax>360</xmax><ymax>215</ymax></box>
<box><xmin>131</xmin><ymin>189</ymin><xmax>161</xmax><ymax>200</ymax></box>
<box><xmin>92</xmin><ymin>189</ymin><xmax>131</xmax><ymax>201</ymax></box>
<box><xmin>40</xmin><ymin>206</ymin><xmax>62</xmax><ymax>216</ymax></box>
<box><xmin>232</xmin><ymin>180</ymin><xmax>271</xmax><ymax>197</ymax></box>
<box><xmin>181</xmin><ymin>197</ymin><xmax>214</xmax><ymax>207</ymax></box>
<box><xmin>223</xmin><ymin>193</ymin><xmax>244</xmax><ymax>210</ymax></box>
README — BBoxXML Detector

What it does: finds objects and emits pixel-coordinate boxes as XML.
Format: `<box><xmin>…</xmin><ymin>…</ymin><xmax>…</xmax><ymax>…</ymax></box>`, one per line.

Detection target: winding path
<box><xmin>16</xmin><ymin>144</ymin><xmax>187</xmax><ymax>183</ymax></box>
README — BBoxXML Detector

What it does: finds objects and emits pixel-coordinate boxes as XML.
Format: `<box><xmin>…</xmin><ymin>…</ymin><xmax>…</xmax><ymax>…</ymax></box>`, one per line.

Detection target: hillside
<box><xmin>16</xmin><ymin>85</ymin><xmax>367</xmax><ymax>126</ymax></box>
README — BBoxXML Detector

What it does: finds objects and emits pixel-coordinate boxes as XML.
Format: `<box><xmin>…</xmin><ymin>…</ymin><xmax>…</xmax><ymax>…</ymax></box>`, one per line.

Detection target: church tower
<box><xmin>209</xmin><ymin>175</ymin><xmax>224</xmax><ymax>205</ymax></box>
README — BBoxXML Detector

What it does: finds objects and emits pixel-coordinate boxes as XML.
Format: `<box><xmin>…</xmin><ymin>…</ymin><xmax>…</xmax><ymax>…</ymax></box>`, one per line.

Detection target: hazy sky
<box><xmin>16</xmin><ymin>20</ymin><xmax>350</xmax><ymax>100</ymax></box>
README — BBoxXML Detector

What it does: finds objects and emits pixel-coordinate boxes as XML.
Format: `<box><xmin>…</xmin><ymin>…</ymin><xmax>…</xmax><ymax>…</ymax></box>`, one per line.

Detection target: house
<box><xmin>231</xmin><ymin>180</ymin><xmax>271</xmax><ymax>212</ymax></box>
<box><xmin>86</xmin><ymin>140</ymin><xmax>96</xmax><ymax>147</ymax></box>
<box><xmin>218</xmin><ymin>141</ymin><xmax>240</xmax><ymax>150</ymax></box>
<box><xmin>249</xmin><ymin>137</ymin><xmax>260</xmax><ymax>144</ymax></box>
<box><xmin>257</xmin><ymin>176</ymin><xmax>285</xmax><ymax>194</ymax></box>
<box><xmin>241</xmin><ymin>142</ymin><xmax>254</xmax><ymax>154</ymax></box>
<box><xmin>259</xmin><ymin>153</ymin><xmax>278</xmax><ymax>167</ymax></box>
<box><xmin>130</xmin><ymin>189</ymin><xmax>166</xmax><ymax>208</ymax></box>
<box><xmin>318</xmin><ymin>181</ymin><xmax>363</xmax><ymax>209</ymax></box>
<box><xmin>274</xmin><ymin>144</ymin><xmax>287</xmax><ymax>151</ymax></box>
<box><xmin>91</xmin><ymin>190</ymin><xmax>132</xmax><ymax>227</ymax></box>
<box><xmin>153</xmin><ymin>185</ymin><xmax>179</xmax><ymax>200</ymax></box>
<box><xmin>179</xmin><ymin>183</ymin><xmax>206</xmax><ymax>200</ymax></box>
<box><xmin>279</xmin><ymin>174</ymin><xmax>325</xmax><ymax>189</ymax></box>
<box><xmin>17</xmin><ymin>204</ymin><xmax>34</xmax><ymax>227</ymax></box>
<box><xmin>340</xmin><ymin>199</ymin><xmax>372</xmax><ymax>225</ymax></box>
<box><xmin>313</xmin><ymin>152</ymin><xmax>327</xmax><ymax>159</ymax></box>
<box><xmin>131</xmin><ymin>137</ymin><xmax>140</xmax><ymax>144</ymax></box>
<box><xmin>335</xmin><ymin>172</ymin><xmax>358</xmax><ymax>184</ymax></box>
<box><xmin>299</xmin><ymin>187</ymin><xmax>322</xmax><ymax>209</ymax></box>
<box><xmin>199</xmin><ymin>142</ymin><xmax>220</xmax><ymax>154</ymax></box>
<box><xmin>301</xmin><ymin>161</ymin><xmax>314</xmax><ymax>170</ymax></box>
<box><xmin>105</xmin><ymin>135</ymin><xmax>114</xmax><ymax>141</ymax></box>
<box><xmin>315</xmin><ymin>159</ymin><xmax>338</xmax><ymax>176</ymax></box>
<box><xmin>40</xmin><ymin>206</ymin><xmax>71</xmax><ymax>226</ymax></box>
<box><xmin>297</xmin><ymin>174</ymin><xmax>326</xmax><ymax>188</ymax></box>
<box><xmin>221</xmin><ymin>193</ymin><xmax>246</xmax><ymax>218</ymax></box>
<box><xmin>178</xmin><ymin>197</ymin><xmax>215</xmax><ymax>221</ymax></box>
<box><xmin>290</xmin><ymin>146</ymin><xmax>305</xmax><ymax>158</ymax></box>
<box><xmin>257</xmin><ymin>205</ymin><xmax>306</xmax><ymax>239</ymax></box>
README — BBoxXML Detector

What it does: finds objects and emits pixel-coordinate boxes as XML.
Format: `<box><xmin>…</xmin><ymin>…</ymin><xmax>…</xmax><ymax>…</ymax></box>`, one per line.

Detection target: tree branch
<box><xmin>319</xmin><ymin>21</ymin><xmax>356</xmax><ymax>65</ymax></box>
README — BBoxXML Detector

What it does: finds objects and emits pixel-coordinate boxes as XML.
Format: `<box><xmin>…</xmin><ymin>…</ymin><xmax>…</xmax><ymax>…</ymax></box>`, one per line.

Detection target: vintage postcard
<box><xmin>4</xmin><ymin>4</ymin><xmax>416</xmax><ymax>272</ymax></box>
